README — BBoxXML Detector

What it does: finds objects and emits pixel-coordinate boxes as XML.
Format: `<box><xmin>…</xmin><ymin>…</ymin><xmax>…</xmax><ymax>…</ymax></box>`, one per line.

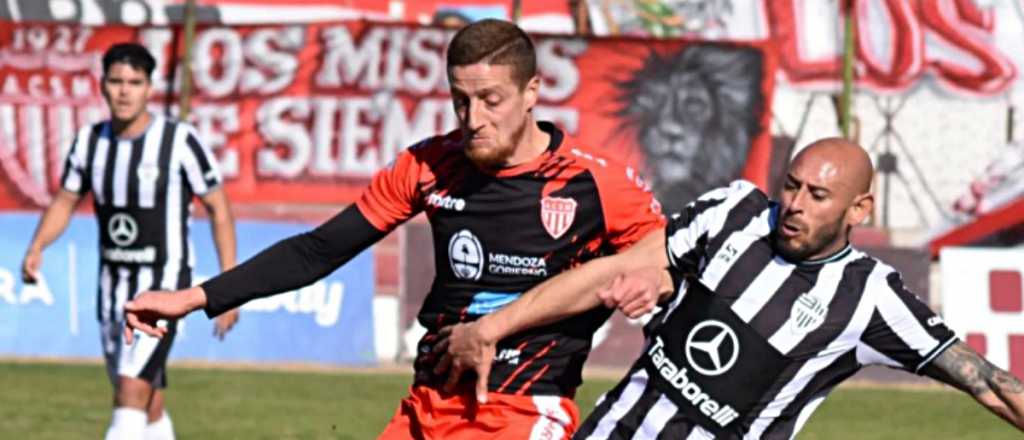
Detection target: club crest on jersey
<box><xmin>449</xmin><ymin>229</ymin><xmax>484</xmax><ymax>281</ymax></box>
<box><xmin>540</xmin><ymin>196</ymin><xmax>577</xmax><ymax>239</ymax></box>
<box><xmin>789</xmin><ymin>292</ymin><xmax>828</xmax><ymax>335</ymax></box>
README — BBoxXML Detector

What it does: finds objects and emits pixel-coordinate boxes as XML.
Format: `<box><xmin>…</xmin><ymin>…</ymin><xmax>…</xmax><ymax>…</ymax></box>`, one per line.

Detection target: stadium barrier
<box><xmin>942</xmin><ymin>247</ymin><xmax>1024</xmax><ymax>380</ymax></box>
<box><xmin>0</xmin><ymin>213</ymin><xmax>377</xmax><ymax>365</ymax></box>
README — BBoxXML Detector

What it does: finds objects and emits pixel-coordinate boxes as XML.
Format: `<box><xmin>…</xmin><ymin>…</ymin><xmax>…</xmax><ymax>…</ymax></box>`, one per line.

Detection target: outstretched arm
<box><xmin>922</xmin><ymin>341</ymin><xmax>1024</xmax><ymax>431</ymax></box>
<box><xmin>475</xmin><ymin>228</ymin><xmax>670</xmax><ymax>341</ymax></box>
<box><xmin>125</xmin><ymin>204</ymin><xmax>386</xmax><ymax>341</ymax></box>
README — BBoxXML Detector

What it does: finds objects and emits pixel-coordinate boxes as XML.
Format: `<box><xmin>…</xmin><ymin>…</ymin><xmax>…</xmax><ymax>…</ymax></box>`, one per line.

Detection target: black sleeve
<box><xmin>201</xmin><ymin>204</ymin><xmax>386</xmax><ymax>317</ymax></box>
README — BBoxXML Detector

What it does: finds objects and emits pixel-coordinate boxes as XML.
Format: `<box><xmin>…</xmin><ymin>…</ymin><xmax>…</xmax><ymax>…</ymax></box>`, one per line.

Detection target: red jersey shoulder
<box><xmin>550</xmin><ymin>142</ymin><xmax>664</xmax><ymax>249</ymax></box>
<box><xmin>357</xmin><ymin>130</ymin><xmax>469</xmax><ymax>231</ymax></box>
<box><xmin>382</xmin><ymin>129</ymin><xmax>470</xmax><ymax>190</ymax></box>
<box><xmin>397</xmin><ymin>129</ymin><xmax>465</xmax><ymax>166</ymax></box>
<box><xmin>553</xmin><ymin>143</ymin><xmax>655</xmax><ymax>196</ymax></box>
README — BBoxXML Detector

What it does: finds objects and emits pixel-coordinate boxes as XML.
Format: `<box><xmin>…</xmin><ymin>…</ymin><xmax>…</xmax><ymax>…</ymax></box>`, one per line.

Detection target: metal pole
<box><xmin>512</xmin><ymin>0</ymin><xmax>522</xmax><ymax>23</ymax></box>
<box><xmin>573</xmin><ymin>0</ymin><xmax>591</xmax><ymax>36</ymax></box>
<box><xmin>1008</xmin><ymin>104</ymin><xmax>1016</xmax><ymax>143</ymax></box>
<box><xmin>840</xmin><ymin>0</ymin><xmax>855</xmax><ymax>139</ymax></box>
<box><xmin>178</xmin><ymin>0</ymin><xmax>198</xmax><ymax>120</ymax></box>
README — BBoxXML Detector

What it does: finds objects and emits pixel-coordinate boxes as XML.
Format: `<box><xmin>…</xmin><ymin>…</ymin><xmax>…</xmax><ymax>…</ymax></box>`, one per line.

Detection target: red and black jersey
<box><xmin>201</xmin><ymin>122</ymin><xmax>663</xmax><ymax>397</ymax></box>
<box><xmin>357</xmin><ymin>122</ymin><xmax>664</xmax><ymax>396</ymax></box>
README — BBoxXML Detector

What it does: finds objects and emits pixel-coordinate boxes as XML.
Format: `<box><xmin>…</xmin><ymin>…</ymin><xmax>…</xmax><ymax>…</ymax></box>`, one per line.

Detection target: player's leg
<box><xmin>105</xmin><ymin>320</ymin><xmax>178</xmax><ymax>440</ymax></box>
<box><xmin>106</xmin><ymin>376</ymin><xmax>155</xmax><ymax>439</ymax></box>
<box><xmin>142</xmin><ymin>272</ymin><xmax>193</xmax><ymax>439</ymax></box>
<box><xmin>105</xmin><ymin>404</ymin><xmax>148</xmax><ymax>440</ymax></box>
<box><xmin>145</xmin><ymin>389</ymin><xmax>175</xmax><ymax>440</ymax></box>
<box><xmin>101</xmin><ymin>320</ymin><xmax>149</xmax><ymax>440</ymax></box>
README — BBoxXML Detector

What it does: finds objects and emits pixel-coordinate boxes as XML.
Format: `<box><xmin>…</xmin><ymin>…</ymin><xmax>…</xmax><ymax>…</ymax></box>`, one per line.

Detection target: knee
<box><xmin>115</xmin><ymin>376</ymin><xmax>154</xmax><ymax>409</ymax></box>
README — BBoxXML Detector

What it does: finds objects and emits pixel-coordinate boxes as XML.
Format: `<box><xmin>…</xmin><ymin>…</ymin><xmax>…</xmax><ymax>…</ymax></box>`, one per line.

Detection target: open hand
<box><xmin>432</xmin><ymin>321</ymin><xmax>497</xmax><ymax>403</ymax></box>
<box><xmin>214</xmin><ymin>308</ymin><xmax>240</xmax><ymax>340</ymax></box>
<box><xmin>124</xmin><ymin>288</ymin><xmax>204</xmax><ymax>343</ymax></box>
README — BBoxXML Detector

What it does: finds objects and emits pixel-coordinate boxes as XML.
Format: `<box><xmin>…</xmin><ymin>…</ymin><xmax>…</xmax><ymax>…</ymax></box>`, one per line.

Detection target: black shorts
<box><xmin>100</xmin><ymin>319</ymin><xmax>178</xmax><ymax>389</ymax></box>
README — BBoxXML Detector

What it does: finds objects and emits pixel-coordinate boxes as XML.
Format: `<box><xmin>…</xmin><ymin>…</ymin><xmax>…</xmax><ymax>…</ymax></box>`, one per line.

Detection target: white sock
<box><xmin>145</xmin><ymin>410</ymin><xmax>175</xmax><ymax>440</ymax></box>
<box><xmin>104</xmin><ymin>407</ymin><xmax>147</xmax><ymax>440</ymax></box>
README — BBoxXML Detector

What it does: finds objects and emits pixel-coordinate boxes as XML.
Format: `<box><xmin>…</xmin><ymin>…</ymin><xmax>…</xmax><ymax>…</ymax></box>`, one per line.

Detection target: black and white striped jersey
<box><xmin>576</xmin><ymin>180</ymin><xmax>956</xmax><ymax>440</ymax></box>
<box><xmin>60</xmin><ymin>114</ymin><xmax>222</xmax><ymax>324</ymax></box>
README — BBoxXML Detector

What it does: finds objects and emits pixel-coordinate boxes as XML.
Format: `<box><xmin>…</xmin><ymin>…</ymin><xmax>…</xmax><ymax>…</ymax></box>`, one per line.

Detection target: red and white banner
<box><xmin>0</xmin><ymin>1</ymin><xmax>573</xmax><ymax>33</ymax></box>
<box><xmin>941</xmin><ymin>247</ymin><xmax>1024</xmax><ymax>379</ymax></box>
<box><xmin>589</xmin><ymin>0</ymin><xmax>1021</xmax><ymax>97</ymax></box>
<box><xmin>8</xmin><ymin>1</ymin><xmax>1024</xmax><ymax>96</ymax></box>
<box><xmin>0</xmin><ymin>21</ymin><xmax>776</xmax><ymax>213</ymax></box>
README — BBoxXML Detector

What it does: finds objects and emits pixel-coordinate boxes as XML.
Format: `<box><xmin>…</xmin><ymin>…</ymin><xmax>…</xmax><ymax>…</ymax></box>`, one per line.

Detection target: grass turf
<box><xmin>0</xmin><ymin>361</ymin><xmax>1019</xmax><ymax>439</ymax></box>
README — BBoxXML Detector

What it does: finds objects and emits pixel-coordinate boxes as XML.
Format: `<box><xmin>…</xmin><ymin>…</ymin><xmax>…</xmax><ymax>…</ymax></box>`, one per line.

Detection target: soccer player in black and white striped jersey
<box><xmin>21</xmin><ymin>43</ymin><xmax>239</xmax><ymax>440</ymax></box>
<box><xmin>438</xmin><ymin>138</ymin><xmax>1024</xmax><ymax>438</ymax></box>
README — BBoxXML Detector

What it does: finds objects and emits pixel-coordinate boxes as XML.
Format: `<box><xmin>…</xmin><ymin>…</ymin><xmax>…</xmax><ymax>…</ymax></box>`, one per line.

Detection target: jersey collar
<box><xmin>798</xmin><ymin>244</ymin><xmax>854</xmax><ymax>266</ymax></box>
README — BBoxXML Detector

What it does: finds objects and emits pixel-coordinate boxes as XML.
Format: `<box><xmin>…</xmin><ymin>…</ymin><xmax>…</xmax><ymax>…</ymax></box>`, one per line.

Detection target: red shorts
<box><xmin>377</xmin><ymin>385</ymin><xmax>579</xmax><ymax>440</ymax></box>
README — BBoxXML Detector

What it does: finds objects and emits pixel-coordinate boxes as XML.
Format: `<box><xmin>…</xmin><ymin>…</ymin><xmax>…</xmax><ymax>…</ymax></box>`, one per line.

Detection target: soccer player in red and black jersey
<box><xmin>122</xmin><ymin>19</ymin><xmax>664</xmax><ymax>438</ymax></box>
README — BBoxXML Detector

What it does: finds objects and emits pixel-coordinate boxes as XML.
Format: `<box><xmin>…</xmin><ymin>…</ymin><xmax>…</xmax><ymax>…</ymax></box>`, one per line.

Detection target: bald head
<box><xmin>774</xmin><ymin>137</ymin><xmax>875</xmax><ymax>262</ymax></box>
<box><xmin>790</xmin><ymin>137</ymin><xmax>874</xmax><ymax>195</ymax></box>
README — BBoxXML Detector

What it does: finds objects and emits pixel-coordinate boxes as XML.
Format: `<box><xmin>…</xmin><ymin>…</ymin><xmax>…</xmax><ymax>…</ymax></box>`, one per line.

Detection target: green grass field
<box><xmin>0</xmin><ymin>361</ymin><xmax>1019</xmax><ymax>439</ymax></box>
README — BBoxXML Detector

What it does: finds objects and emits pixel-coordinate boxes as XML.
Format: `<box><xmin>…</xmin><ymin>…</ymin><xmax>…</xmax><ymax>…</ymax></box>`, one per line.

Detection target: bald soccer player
<box><xmin>436</xmin><ymin>137</ymin><xmax>1024</xmax><ymax>439</ymax></box>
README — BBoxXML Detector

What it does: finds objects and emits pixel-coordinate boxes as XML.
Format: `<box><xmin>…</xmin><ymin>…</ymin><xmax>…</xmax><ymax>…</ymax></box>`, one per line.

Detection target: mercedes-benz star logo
<box><xmin>685</xmin><ymin>320</ymin><xmax>740</xmax><ymax>376</ymax></box>
<box><xmin>108</xmin><ymin>213</ymin><xmax>138</xmax><ymax>247</ymax></box>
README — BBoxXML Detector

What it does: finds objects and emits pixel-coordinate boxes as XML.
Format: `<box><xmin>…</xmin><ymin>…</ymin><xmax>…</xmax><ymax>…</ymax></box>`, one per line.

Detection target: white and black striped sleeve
<box><xmin>856</xmin><ymin>266</ymin><xmax>957</xmax><ymax>374</ymax></box>
<box><xmin>59</xmin><ymin>125</ymin><xmax>95</xmax><ymax>195</ymax></box>
<box><xmin>179</xmin><ymin>125</ymin><xmax>223</xmax><ymax>196</ymax></box>
<box><xmin>664</xmin><ymin>180</ymin><xmax>759</xmax><ymax>273</ymax></box>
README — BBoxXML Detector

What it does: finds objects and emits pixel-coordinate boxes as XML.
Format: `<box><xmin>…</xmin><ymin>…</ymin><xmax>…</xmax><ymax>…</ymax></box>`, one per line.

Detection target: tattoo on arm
<box><xmin>925</xmin><ymin>342</ymin><xmax>1024</xmax><ymax>396</ymax></box>
<box><xmin>992</xmin><ymin>366</ymin><xmax>1024</xmax><ymax>395</ymax></box>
